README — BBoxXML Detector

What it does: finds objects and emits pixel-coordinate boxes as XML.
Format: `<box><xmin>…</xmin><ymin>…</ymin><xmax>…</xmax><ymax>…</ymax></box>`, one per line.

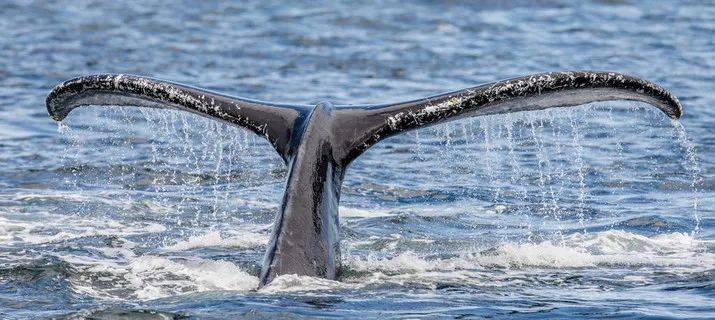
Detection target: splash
<box><xmin>46</xmin><ymin>102</ymin><xmax>707</xmax><ymax>303</ymax></box>
<box><xmin>346</xmin><ymin>230</ymin><xmax>712</xmax><ymax>273</ymax></box>
<box><xmin>260</xmin><ymin>275</ymin><xmax>347</xmax><ymax>293</ymax></box>
<box><xmin>56</xmin><ymin>121</ymin><xmax>69</xmax><ymax>134</ymax></box>
<box><xmin>164</xmin><ymin>230</ymin><xmax>268</xmax><ymax>251</ymax></box>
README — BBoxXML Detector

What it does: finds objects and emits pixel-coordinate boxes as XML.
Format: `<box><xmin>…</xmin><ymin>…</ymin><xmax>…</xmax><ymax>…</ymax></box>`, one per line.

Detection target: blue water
<box><xmin>1</xmin><ymin>1</ymin><xmax>713</xmax><ymax>319</ymax></box>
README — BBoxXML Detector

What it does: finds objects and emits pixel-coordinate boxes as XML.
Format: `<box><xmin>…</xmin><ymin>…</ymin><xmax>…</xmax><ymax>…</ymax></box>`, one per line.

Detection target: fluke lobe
<box><xmin>46</xmin><ymin>71</ymin><xmax>682</xmax><ymax>287</ymax></box>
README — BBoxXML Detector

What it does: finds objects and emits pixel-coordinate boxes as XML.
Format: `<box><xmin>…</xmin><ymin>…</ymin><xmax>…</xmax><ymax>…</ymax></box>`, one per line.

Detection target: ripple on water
<box><xmin>1</xmin><ymin>0</ymin><xmax>714</xmax><ymax>318</ymax></box>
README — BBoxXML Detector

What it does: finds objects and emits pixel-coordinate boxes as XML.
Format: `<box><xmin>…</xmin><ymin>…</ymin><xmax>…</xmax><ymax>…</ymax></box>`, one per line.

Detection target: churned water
<box><xmin>0</xmin><ymin>1</ymin><xmax>713</xmax><ymax>319</ymax></box>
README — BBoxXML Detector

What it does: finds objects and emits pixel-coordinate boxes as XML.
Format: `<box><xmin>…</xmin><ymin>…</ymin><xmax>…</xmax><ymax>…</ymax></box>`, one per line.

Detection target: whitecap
<box><xmin>339</xmin><ymin>206</ymin><xmax>393</xmax><ymax>218</ymax></box>
<box><xmin>261</xmin><ymin>274</ymin><xmax>348</xmax><ymax>293</ymax></box>
<box><xmin>346</xmin><ymin>231</ymin><xmax>713</xmax><ymax>273</ymax></box>
<box><xmin>163</xmin><ymin>230</ymin><xmax>268</xmax><ymax>251</ymax></box>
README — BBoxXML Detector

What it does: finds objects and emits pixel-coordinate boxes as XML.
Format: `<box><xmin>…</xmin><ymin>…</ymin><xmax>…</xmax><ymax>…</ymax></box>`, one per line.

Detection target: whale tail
<box><xmin>46</xmin><ymin>71</ymin><xmax>682</xmax><ymax>287</ymax></box>
<box><xmin>46</xmin><ymin>74</ymin><xmax>312</xmax><ymax>163</ymax></box>
<box><xmin>329</xmin><ymin>71</ymin><xmax>681</xmax><ymax>166</ymax></box>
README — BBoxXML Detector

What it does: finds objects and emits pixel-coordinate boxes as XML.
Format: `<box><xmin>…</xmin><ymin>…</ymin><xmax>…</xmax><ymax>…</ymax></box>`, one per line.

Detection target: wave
<box><xmin>340</xmin><ymin>206</ymin><xmax>394</xmax><ymax>218</ymax></box>
<box><xmin>163</xmin><ymin>230</ymin><xmax>268</xmax><ymax>251</ymax></box>
<box><xmin>0</xmin><ymin>213</ymin><xmax>166</xmax><ymax>245</ymax></box>
<box><xmin>4</xmin><ymin>210</ymin><xmax>710</xmax><ymax>300</ymax></box>
<box><xmin>127</xmin><ymin>257</ymin><xmax>258</xmax><ymax>299</ymax></box>
<box><xmin>261</xmin><ymin>274</ymin><xmax>347</xmax><ymax>293</ymax></box>
<box><xmin>68</xmin><ymin>255</ymin><xmax>258</xmax><ymax>300</ymax></box>
<box><xmin>346</xmin><ymin>230</ymin><xmax>713</xmax><ymax>273</ymax></box>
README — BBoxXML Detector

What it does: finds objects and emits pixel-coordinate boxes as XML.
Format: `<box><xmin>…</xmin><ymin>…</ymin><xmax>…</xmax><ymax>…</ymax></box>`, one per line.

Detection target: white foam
<box><xmin>260</xmin><ymin>274</ymin><xmax>348</xmax><ymax>293</ymax></box>
<box><xmin>339</xmin><ymin>206</ymin><xmax>393</xmax><ymax>218</ymax></box>
<box><xmin>346</xmin><ymin>231</ymin><xmax>713</xmax><ymax>273</ymax></box>
<box><xmin>63</xmin><ymin>250</ymin><xmax>260</xmax><ymax>300</ymax></box>
<box><xmin>127</xmin><ymin>256</ymin><xmax>258</xmax><ymax>299</ymax></box>
<box><xmin>34</xmin><ymin>230</ymin><xmax>715</xmax><ymax>300</ymax></box>
<box><xmin>0</xmin><ymin>213</ymin><xmax>166</xmax><ymax>245</ymax></box>
<box><xmin>11</xmin><ymin>191</ymin><xmax>120</xmax><ymax>205</ymax></box>
<box><xmin>164</xmin><ymin>230</ymin><xmax>268</xmax><ymax>251</ymax></box>
<box><xmin>6</xmin><ymin>202</ymin><xmax>710</xmax><ymax>299</ymax></box>
<box><xmin>481</xmin><ymin>241</ymin><xmax>597</xmax><ymax>268</ymax></box>
<box><xmin>350</xmin><ymin>251</ymin><xmax>432</xmax><ymax>272</ymax></box>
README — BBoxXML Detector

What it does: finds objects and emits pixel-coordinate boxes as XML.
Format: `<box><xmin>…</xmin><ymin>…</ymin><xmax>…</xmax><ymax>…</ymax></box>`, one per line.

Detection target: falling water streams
<box><xmin>672</xmin><ymin>121</ymin><xmax>703</xmax><ymax>233</ymax></box>
<box><xmin>56</xmin><ymin>103</ymin><xmax>710</xmax><ymax>294</ymax></box>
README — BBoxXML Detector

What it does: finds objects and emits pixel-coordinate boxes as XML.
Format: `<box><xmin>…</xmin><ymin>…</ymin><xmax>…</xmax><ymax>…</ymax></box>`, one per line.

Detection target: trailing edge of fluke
<box><xmin>46</xmin><ymin>71</ymin><xmax>682</xmax><ymax>287</ymax></box>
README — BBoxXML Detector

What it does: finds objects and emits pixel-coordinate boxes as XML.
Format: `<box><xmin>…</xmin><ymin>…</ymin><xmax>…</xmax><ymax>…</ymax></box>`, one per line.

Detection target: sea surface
<box><xmin>0</xmin><ymin>1</ymin><xmax>713</xmax><ymax>319</ymax></box>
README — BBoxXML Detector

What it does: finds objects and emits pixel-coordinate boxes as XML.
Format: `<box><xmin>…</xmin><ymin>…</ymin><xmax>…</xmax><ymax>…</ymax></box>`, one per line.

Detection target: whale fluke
<box><xmin>46</xmin><ymin>71</ymin><xmax>682</xmax><ymax>287</ymax></box>
<box><xmin>331</xmin><ymin>71</ymin><xmax>681</xmax><ymax>165</ymax></box>
<box><xmin>46</xmin><ymin>74</ymin><xmax>311</xmax><ymax>162</ymax></box>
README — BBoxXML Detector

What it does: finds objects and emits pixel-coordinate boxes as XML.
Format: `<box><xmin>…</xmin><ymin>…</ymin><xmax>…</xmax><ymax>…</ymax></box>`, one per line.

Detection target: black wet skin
<box><xmin>46</xmin><ymin>71</ymin><xmax>682</xmax><ymax>287</ymax></box>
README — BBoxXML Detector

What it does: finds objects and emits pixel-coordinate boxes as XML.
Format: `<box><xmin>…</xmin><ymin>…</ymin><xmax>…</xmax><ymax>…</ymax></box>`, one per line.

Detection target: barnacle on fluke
<box><xmin>46</xmin><ymin>70</ymin><xmax>682</xmax><ymax>287</ymax></box>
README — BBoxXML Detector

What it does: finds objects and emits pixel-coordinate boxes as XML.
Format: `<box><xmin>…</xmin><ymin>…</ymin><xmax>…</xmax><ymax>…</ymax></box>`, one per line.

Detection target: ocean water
<box><xmin>0</xmin><ymin>0</ymin><xmax>713</xmax><ymax>319</ymax></box>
